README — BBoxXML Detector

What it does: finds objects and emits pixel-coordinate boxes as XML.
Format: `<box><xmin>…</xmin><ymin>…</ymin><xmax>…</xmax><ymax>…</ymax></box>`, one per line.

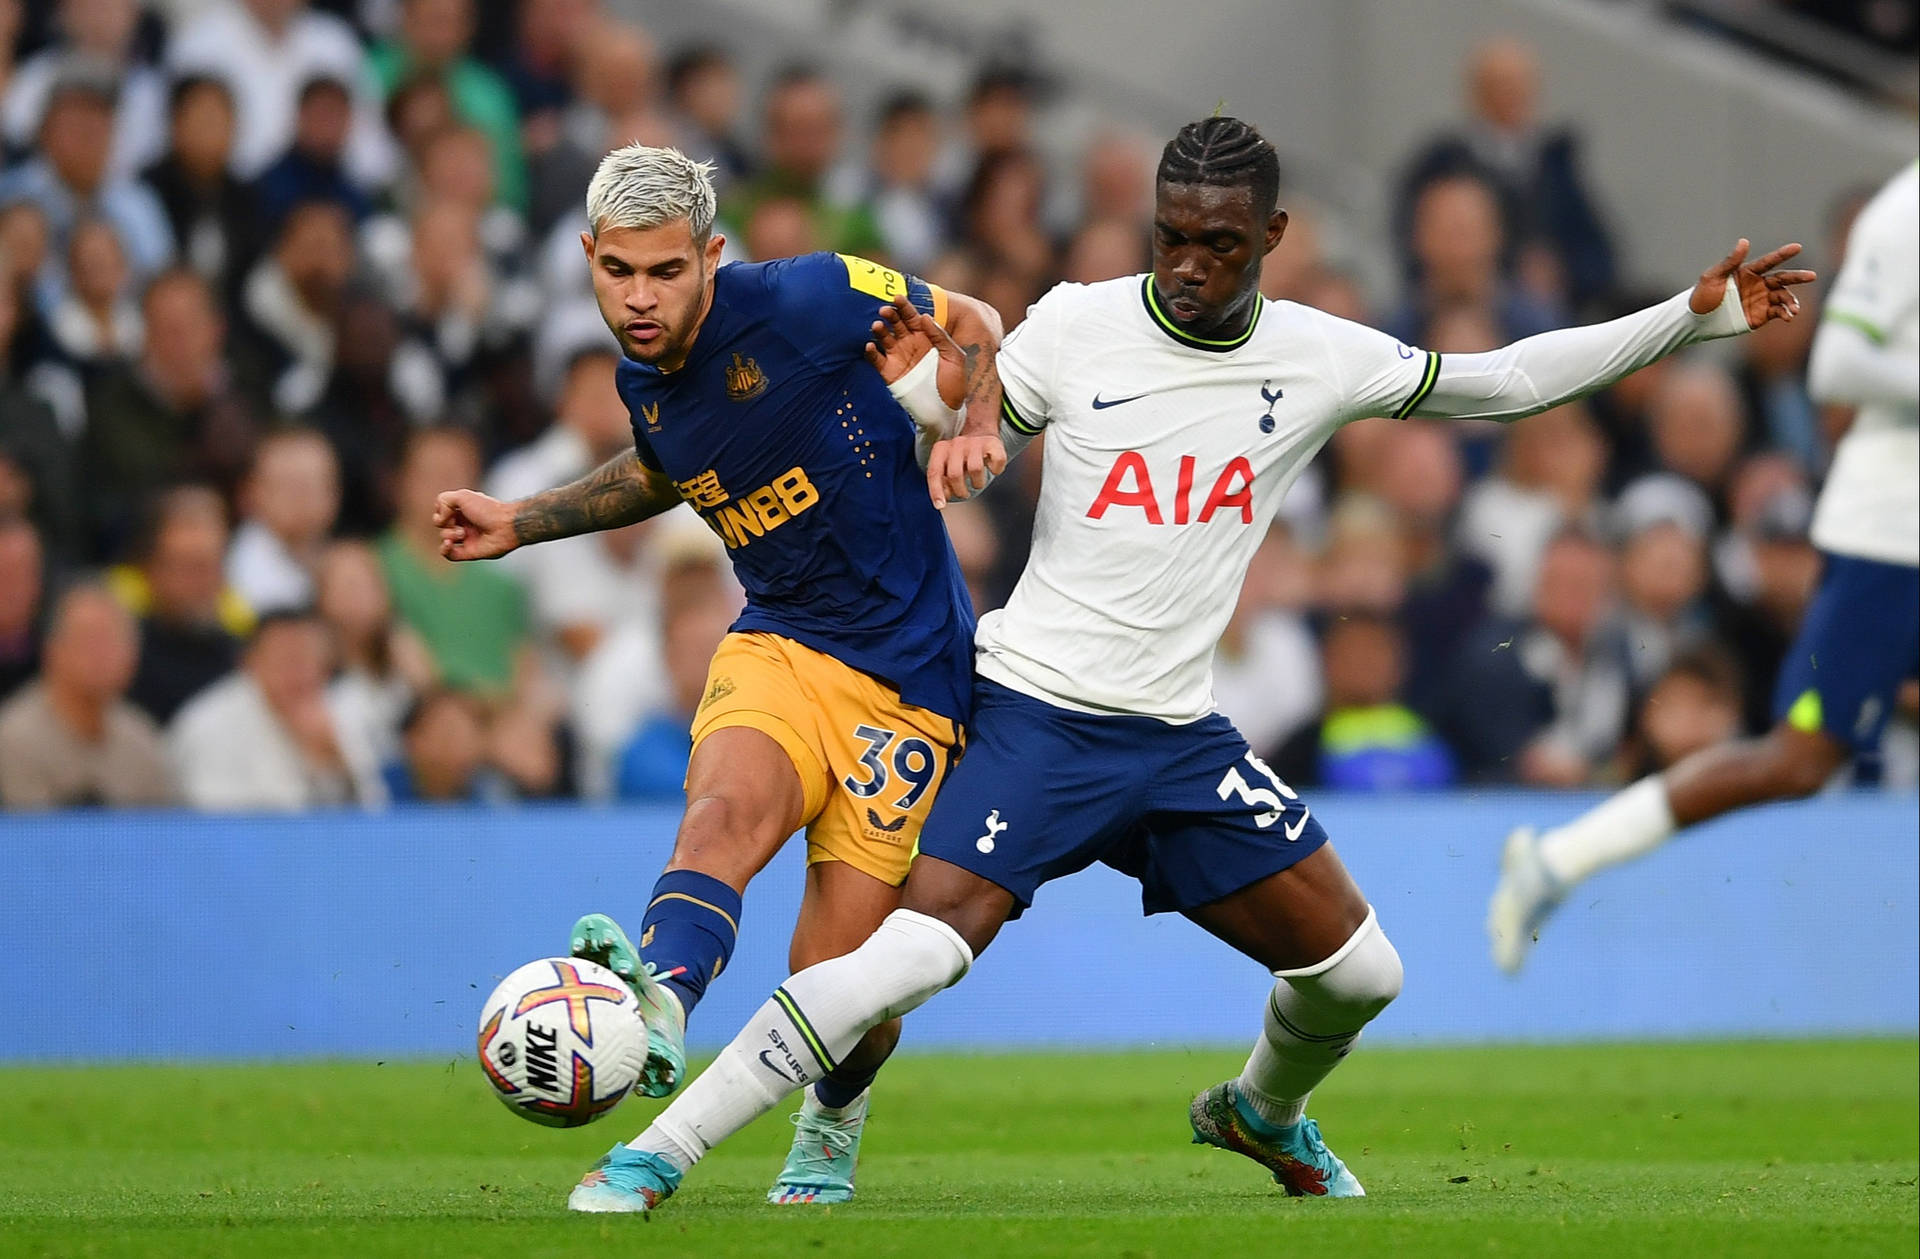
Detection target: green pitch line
<box><xmin>1</xmin><ymin>1041</ymin><xmax>1913</xmax><ymax>1258</ymax></box>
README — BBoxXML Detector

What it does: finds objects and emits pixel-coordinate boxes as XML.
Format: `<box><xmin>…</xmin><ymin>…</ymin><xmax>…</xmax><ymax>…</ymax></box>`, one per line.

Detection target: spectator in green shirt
<box><xmin>376</xmin><ymin>425</ymin><xmax>530</xmax><ymax>696</ymax></box>
<box><xmin>723</xmin><ymin>65</ymin><xmax>882</xmax><ymax>258</ymax></box>
<box><xmin>367</xmin><ymin>0</ymin><xmax>528</xmax><ymax>212</ymax></box>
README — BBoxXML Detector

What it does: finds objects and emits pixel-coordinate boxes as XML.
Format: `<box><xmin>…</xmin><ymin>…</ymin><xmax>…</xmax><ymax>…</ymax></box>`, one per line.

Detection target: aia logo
<box><xmin>1087</xmin><ymin>453</ymin><xmax>1255</xmax><ymax>525</ymax></box>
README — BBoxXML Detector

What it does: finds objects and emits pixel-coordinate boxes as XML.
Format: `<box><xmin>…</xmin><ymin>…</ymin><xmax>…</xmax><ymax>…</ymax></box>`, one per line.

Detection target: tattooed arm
<box><xmin>434</xmin><ymin>450</ymin><xmax>683</xmax><ymax>561</ymax></box>
<box><xmin>926</xmin><ymin>290</ymin><xmax>1009</xmax><ymax>507</ymax></box>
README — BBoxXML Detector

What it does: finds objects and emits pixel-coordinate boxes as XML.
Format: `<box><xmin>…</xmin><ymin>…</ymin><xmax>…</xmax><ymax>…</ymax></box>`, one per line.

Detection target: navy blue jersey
<box><xmin>615</xmin><ymin>252</ymin><xmax>975</xmax><ymax>723</ymax></box>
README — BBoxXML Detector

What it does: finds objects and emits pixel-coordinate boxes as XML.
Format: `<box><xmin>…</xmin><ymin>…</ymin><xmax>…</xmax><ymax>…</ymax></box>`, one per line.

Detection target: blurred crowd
<box><xmin>0</xmin><ymin>0</ymin><xmax>1909</xmax><ymax>811</ymax></box>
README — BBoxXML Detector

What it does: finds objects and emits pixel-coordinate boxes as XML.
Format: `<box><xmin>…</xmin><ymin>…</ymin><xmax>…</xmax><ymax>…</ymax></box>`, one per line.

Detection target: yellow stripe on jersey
<box><xmin>1002</xmin><ymin>394</ymin><xmax>1044</xmax><ymax>435</ymax></box>
<box><xmin>1392</xmin><ymin>351</ymin><xmax>1442</xmax><ymax>419</ymax></box>
<box><xmin>836</xmin><ymin>253</ymin><xmax>945</xmax><ymax>325</ymax></box>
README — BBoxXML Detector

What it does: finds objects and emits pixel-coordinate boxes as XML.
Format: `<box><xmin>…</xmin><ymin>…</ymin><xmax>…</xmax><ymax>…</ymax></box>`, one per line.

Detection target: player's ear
<box><xmin>704</xmin><ymin>232</ymin><xmax>726</xmax><ymax>271</ymax></box>
<box><xmin>1264</xmin><ymin>209</ymin><xmax>1289</xmax><ymax>256</ymax></box>
<box><xmin>579</xmin><ymin>231</ymin><xmax>595</xmax><ymax>263</ymax></box>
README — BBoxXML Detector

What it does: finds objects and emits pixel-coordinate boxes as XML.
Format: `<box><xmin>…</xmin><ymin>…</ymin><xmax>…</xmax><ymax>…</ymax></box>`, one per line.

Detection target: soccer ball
<box><xmin>476</xmin><ymin>957</ymin><xmax>648</xmax><ymax>1128</ymax></box>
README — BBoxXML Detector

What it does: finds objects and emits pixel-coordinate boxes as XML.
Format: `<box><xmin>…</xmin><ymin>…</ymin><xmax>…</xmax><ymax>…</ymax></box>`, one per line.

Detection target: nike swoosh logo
<box><xmin>1091</xmin><ymin>392</ymin><xmax>1148</xmax><ymax>409</ymax></box>
<box><xmin>758</xmin><ymin>1049</ymin><xmax>796</xmax><ymax>1083</ymax></box>
<box><xmin>1284</xmin><ymin>813</ymin><xmax>1309</xmax><ymax>842</ymax></box>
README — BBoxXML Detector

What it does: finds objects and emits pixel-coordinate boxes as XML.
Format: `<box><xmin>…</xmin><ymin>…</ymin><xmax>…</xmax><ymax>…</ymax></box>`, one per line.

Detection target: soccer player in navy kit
<box><xmin>435</xmin><ymin>144</ymin><xmax>1001</xmax><ymax>1203</ymax></box>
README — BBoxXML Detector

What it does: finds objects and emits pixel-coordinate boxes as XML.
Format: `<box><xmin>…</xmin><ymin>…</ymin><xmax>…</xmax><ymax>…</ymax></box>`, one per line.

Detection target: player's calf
<box><xmin>1193</xmin><ymin>908</ymin><xmax>1401</xmax><ymax>1197</ymax></box>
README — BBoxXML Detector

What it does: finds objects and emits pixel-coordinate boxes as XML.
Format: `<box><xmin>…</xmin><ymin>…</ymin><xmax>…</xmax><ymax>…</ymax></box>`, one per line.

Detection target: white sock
<box><xmin>1236</xmin><ymin>908</ymin><xmax>1403</xmax><ymax>1130</ymax></box>
<box><xmin>1536</xmin><ymin>775</ymin><xmax>1677</xmax><ymax>888</ymax></box>
<box><xmin>627</xmin><ymin>909</ymin><xmax>972</xmax><ymax>1170</ymax></box>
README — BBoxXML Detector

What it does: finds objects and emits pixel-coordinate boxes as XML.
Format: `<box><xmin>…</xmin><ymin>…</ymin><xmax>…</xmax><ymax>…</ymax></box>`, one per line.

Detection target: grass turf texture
<box><xmin>2</xmin><ymin>1041</ymin><xmax>1914</xmax><ymax>1258</ymax></box>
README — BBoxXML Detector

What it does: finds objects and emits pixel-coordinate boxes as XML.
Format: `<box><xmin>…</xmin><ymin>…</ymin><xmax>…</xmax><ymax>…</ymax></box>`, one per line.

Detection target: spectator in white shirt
<box><xmin>490</xmin><ymin>349</ymin><xmax>668</xmax><ymax>665</ymax></box>
<box><xmin>1212</xmin><ymin>524</ymin><xmax>1322</xmax><ymax>760</ymax></box>
<box><xmin>226</xmin><ymin>427</ymin><xmax>341</xmax><ymax>614</ymax></box>
<box><xmin>170</xmin><ymin>607</ymin><xmax>382</xmax><ymax>809</ymax></box>
<box><xmin>1457</xmin><ymin>402</ymin><xmax>1607</xmax><ymax>617</ymax></box>
<box><xmin>166</xmin><ymin>0</ymin><xmax>395</xmax><ymax>187</ymax></box>
<box><xmin>0</xmin><ymin>66</ymin><xmax>174</xmax><ymax>313</ymax></box>
<box><xmin>316</xmin><ymin>537</ymin><xmax>433</xmax><ymax>771</ymax></box>
<box><xmin>4</xmin><ymin>0</ymin><xmax>167</xmax><ymax>182</ymax></box>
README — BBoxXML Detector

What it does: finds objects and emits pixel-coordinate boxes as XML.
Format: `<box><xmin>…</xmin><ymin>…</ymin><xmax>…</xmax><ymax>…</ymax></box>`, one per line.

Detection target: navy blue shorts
<box><xmin>917</xmin><ymin>678</ymin><xmax>1330</xmax><ymax>917</ymax></box>
<box><xmin>1772</xmin><ymin>552</ymin><xmax>1919</xmax><ymax>752</ymax></box>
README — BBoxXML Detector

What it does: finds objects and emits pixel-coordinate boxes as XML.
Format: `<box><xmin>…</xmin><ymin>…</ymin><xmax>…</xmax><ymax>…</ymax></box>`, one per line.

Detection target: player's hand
<box><xmin>927</xmin><ymin>433</ymin><xmax>1007</xmax><ymax>509</ymax></box>
<box><xmin>865</xmin><ymin>295</ymin><xmax>966</xmax><ymax>409</ymax></box>
<box><xmin>435</xmin><ymin>489</ymin><xmax>519</xmax><ymax>561</ymax></box>
<box><xmin>1690</xmin><ymin>239</ymin><xmax>1816</xmax><ymax>328</ymax></box>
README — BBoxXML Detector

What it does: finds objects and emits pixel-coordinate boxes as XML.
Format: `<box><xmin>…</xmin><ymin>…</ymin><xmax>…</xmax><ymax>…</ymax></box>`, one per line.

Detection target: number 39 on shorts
<box><xmin>1216</xmin><ymin>751</ymin><xmax>1311</xmax><ymax>840</ymax></box>
<box><xmin>842</xmin><ymin>724</ymin><xmax>939</xmax><ymax>810</ymax></box>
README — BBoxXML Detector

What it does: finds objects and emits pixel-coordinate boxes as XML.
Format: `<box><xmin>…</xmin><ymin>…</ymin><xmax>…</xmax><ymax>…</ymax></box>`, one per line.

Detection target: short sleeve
<box><xmin>1309</xmin><ymin>311</ymin><xmax>1442</xmax><ymax>423</ymax></box>
<box><xmin>997</xmin><ymin>285</ymin><xmax>1076</xmax><ymax>435</ymax></box>
<box><xmin>769</xmin><ymin>252</ymin><xmax>947</xmax><ymax>362</ymax></box>
<box><xmin>629</xmin><ymin>424</ymin><xmax>664</xmax><ymax>473</ymax></box>
<box><xmin>1823</xmin><ymin>182</ymin><xmax>1918</xmax><ymax>345</ymax></box>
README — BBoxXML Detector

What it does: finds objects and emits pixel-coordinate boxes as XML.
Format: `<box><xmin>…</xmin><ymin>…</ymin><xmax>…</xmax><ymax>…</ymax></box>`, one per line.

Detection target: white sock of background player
<box><xmin>628</xmin><ymin>910</ymin><xmax>973</xmax><ymax>1171</ymax></box>
<box><xmin>1533</xmin><ymin>776</ymin><xmax>1678</xmax><ymax>891</ymax></box>
<box><xmin>1234</xmin><ymin>908</ymin><xmax>1404</xmax><ymax>1129</ymax></box>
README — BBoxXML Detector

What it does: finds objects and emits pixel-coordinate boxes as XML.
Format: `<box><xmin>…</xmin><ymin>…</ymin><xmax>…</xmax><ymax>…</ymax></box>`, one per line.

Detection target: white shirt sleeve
<box><xmin>1821</xmin><ymin>179</ymin><xmax>1918</xmax><ymax>347</ymax></box>
<box><xmin>1411</xmin><ymin>289</ymin><xmax>1748</xmax><ymax>422</ymax></box>
<box><xmin>1808</xmin><ymin>174</ymin><xmax>1919</xmax><ymax>409</ymax></box>
<box><xmin>1306</xmin><ymin>313</ymin><xmax>1443</xmax><ymax>423</ymax></box>
<box><xmin>997</xmin><ymin>284</ymin><xmax>1078</xmax><ymax>437</ymax></box>
<box><xmin>1807</xmin><ymin>320</ymin><xmax>1920</xmax><ymax>408</ymax></box>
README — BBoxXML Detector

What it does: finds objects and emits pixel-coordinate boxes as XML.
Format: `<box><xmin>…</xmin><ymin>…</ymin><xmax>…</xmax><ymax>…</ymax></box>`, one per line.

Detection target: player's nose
<box><xmin>1171</xmin><ymin>251</ymin><xmax>1208</xmax><ymax>288</ymax></box>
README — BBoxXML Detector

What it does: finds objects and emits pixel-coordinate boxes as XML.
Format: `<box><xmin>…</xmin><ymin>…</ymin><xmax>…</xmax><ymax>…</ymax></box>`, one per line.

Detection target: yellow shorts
<box><xmin>689</xmin><ymin>631</ymin><xmax>962</xmax><ymax>886</ymax></box>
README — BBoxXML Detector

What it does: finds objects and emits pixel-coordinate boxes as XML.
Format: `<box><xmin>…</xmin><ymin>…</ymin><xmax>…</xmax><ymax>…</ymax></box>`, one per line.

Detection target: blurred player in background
<box><xmin>568</xmin><ymin>116</ymin><xmax>1813</xmax><ymax>1213</ymax></box>
<box><xmin>435</xmin><ymin>143</ymin><xmax>1002</xmax><ymax>1202</ymax></box>
<box><xmin>1488</xmin><ymin>161</ymin><xmax>1918</xmax><ymax>974</ymax></box>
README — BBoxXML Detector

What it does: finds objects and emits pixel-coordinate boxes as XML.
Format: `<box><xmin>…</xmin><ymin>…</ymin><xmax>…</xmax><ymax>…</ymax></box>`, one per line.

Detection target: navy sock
<box><xmin>813</xmin><ymin>1065</ymin><xmax>878</xmax><ymax>1110</ymax></box>
<box><xmin>637</xmin><ymin>870</ymin><xmax>741</xmax><ymax>1017</ymax></box>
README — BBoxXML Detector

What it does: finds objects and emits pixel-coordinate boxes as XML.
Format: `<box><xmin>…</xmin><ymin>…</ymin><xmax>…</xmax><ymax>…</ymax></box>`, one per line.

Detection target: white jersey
<box><xmin>1809</xmin><ymin>163</ymin><xmax>1919</xmax><ymax>568</ymax></box>
<box><xmin>980</xmin><ymin>274</ymin><xmax>1752</xmax><ymax>723</ymax></box>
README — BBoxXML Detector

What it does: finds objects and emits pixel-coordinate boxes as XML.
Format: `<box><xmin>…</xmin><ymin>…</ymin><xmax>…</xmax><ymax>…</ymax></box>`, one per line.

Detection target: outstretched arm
<box><xmin>1411</xmin><ymin>240</ymin><xmax>1815</xmax><ymax>422</ymax></box>
<box><xmin>436</xmin><ymin>449</ymin><xmax>683</xmax><ymax>561</ymax></box>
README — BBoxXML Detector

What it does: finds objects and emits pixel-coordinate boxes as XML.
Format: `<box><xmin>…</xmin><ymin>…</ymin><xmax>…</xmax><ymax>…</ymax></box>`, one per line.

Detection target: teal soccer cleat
<box><xmin>767</xmin><ymin>1091</ymin><xmax>869</xmax><ymax>1204</ymax></box>
<box><xmin>1486</xmin><ymin>826</ymin><xmax>1566</xmax><ymax>976</ymax></box>
<box><xmin>1188</xmin><ymin>1082</ymin><xmax>1366</xmax><ymax>1197</ymax></box>
<box><xmin>569</xmin><ymin>913</ymin><xmax>687</xmax><ymax>1097</ymax></box>
<box><xmin>566</xmin><ymin>1144</ymin><xmax>682</xmax><ymax>1213</ymax></box>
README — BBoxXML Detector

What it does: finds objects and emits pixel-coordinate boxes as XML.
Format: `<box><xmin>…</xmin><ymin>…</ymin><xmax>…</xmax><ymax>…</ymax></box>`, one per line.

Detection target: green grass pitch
<box><xmin>3</xmin><ymin>1040</ymin><xmax>1914</xmax><ymax>1258</ymax></box>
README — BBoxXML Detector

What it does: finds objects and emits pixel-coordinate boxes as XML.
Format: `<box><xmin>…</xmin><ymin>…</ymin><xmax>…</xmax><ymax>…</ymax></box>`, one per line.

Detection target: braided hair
<box><xmin>1156</xmin><ymin>116</ymin><xmax>1281</xmax><ymax>218</ymax></box>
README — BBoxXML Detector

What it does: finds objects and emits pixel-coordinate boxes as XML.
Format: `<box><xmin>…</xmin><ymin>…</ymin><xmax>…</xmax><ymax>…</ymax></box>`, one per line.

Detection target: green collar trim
<box><xmin>1140</xmin><ymin>275</ymin><xmax>1261</xmax><ymax>352</ymax></box>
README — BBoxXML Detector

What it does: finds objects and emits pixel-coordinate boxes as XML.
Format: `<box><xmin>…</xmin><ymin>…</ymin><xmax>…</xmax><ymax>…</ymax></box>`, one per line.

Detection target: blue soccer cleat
<box><xmin>570</xmin><ymin>913</ymin><xmax>687</xmax><ymax>1097</ymax></box>
<box><xmin>566</xmin><ymin>1143</ymin><xmax>683</xmax><ymax>1213</ymax></box>
<box><xmin>1188</xmin><ymin>1082</ymin><xmax>1366</xmax><ymax>1197</ymax></box>
<box><xmin>1486</xmin><ymin>826</ymin><xmax>1566</xmax><ymax>976</ymax></box>
<box><xmin>767</xmin><ymin>1091</ymin><xmax>869</xmax><ymax>1204</ymax></box>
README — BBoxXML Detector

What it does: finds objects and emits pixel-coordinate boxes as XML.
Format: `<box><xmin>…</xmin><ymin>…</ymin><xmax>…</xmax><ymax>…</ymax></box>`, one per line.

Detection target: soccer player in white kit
<box><xmin>1487</xmin><ymin>161</ymin><xmax>1919</xmax><ymax>975</ymax></box>
<box><xmin>567</xmin><ymin>117</ymin><xmax>1815</xmax><ymax>1212</ymax></box>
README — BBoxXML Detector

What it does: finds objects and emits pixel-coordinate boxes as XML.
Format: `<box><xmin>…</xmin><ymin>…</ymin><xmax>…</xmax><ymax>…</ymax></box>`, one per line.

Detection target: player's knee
<box><xmin>867</xmin><ymin>909</ymin><xmax>972</xmax><ymax>1010</ymax></box>
<box><xmin>1760</xmin><ymin>729</ymin><xmax>1843</xmax><ymax>800</ymax></box>
<box><xmin>1279</xmin><ymin>910</ymin><xmax>1402</xmax><ymax>1027</ymax></box>
<box><xmin>671</xmin><ymin>793</ymin><xmax>782</xmax><ymax>881</ymax></box>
